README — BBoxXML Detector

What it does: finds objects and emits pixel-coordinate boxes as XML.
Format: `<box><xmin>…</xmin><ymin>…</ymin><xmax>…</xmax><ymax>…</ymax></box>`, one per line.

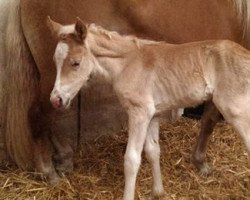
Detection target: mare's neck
<box><xmin>86</xmin><ymin>27</ymin><xmax>139</xmax><ymax>82</ymax></box>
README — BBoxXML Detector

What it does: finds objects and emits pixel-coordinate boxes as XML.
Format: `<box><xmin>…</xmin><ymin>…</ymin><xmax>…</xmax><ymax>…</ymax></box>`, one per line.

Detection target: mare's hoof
<box><xmin>48</xmin><ymin>173</ymin><xmax>60</xmax><ymax>185</ymax></box>
<box><xmin>56</xmin><ymin>162</ymin><xmax>74</xmax><ymax>176</ymax></box>
<box><xmin>54</xmin><ymin>155</ymin><xmax>74</xmax><ymax>175</ymax></box>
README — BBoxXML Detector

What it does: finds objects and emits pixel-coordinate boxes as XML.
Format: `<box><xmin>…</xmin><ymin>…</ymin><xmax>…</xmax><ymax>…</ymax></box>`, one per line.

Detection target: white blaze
<box><xmin>54</xmin><ymin>42</ymin><xmax>69</xmax><ymax>89</ymax></box>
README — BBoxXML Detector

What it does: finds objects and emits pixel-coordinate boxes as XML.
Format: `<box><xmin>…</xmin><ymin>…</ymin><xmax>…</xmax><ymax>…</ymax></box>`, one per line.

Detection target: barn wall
<box><xmin>0</xmin><ymin>0</ymin><xmax>11</xmax><ymax>164</ymax></box>
<box><xmin>80</xmin><ymin>80</ymin><xmax>127</xmax><ymax>140</ymax></box>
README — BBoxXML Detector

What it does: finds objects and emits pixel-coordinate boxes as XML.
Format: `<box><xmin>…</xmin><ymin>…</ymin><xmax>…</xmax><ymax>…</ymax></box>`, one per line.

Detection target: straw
<box><xmin>0</xmin><ymin>118</ymin><xmax>249</xmax><ymax>199</ymax></box>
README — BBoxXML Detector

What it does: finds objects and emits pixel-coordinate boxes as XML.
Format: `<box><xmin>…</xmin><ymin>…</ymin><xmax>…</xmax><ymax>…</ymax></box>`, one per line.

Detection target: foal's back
<box><xmin>142</xmin><ymin>40</ymin><xmax>250</xmax><ymax>110</ymax></box>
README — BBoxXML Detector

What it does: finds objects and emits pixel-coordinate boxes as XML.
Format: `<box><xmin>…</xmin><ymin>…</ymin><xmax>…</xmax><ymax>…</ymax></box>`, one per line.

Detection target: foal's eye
<box><xmin>70</xmin><ymin>59</ymin><xmax>81</xmax><ymax>68</ymax></box>
<box><xmin>60</xmin><ymin>34</ymin><xmax>67</xmax><ymax>41</ymax></box>
<box><xmin>71</xmin><ymin>61</ymin><xmax>80</xmax><ymax>67</ymax></box>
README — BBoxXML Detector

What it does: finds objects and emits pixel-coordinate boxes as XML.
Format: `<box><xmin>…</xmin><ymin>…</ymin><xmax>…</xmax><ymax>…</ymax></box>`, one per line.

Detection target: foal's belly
<box><xmin>154</xmin><ymin>84</ymin><xmax>212</xmax><ymax>115</ymax></box>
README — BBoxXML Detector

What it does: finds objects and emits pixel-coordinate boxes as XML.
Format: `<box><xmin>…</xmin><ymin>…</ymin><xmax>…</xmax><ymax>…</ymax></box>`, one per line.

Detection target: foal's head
<box><xmin>48</xmin><ymin>17</ymin><xmax>95</xmax><ymax>109</ymax></box>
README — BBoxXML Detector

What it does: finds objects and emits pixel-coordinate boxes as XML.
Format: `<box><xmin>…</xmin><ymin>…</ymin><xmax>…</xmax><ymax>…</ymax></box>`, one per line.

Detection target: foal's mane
<box><xmin>87</xmin><ymin>23</ymin><xmax>159</xmax><ymax>48</ymax></box>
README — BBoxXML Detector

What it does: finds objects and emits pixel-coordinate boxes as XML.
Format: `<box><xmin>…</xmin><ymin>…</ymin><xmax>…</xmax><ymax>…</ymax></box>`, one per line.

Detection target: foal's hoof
<box><xmin>198</xmin><ymin>162</ymin><xmax>211</xmax><ymax>176</ymax></box>
<box><xmin>192</xmin><ymin>156</ymin><xmax>211</xmax><ymax>176</ymax></box>
<box><xmin>152</xmin><ymin>187</ymin><xmax>166</xmax><ymax>199</ymax></box>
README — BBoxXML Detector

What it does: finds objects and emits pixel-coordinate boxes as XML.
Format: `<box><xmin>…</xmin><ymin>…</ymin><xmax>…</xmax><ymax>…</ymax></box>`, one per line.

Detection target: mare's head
<box><xmin>48</xmin><ymin>17</ymin><xmax>94</xmax><ymax>109</ymax></box>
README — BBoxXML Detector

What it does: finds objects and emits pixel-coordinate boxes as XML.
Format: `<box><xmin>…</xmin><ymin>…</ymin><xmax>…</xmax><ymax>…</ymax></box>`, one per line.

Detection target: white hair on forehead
<box><xmin>53</xmin><ymin>42</ymin><xmax>69</xmax><ymax>89</ymax></box>
<box><xmin>55</xmin><ymin>42</ymin><xmax>69</xmax><ymax>69</ymax></box>
<box><xmin>58</xmin><ymin>24</ymin><xmax>75</xmax><ymax>35</ymax></box>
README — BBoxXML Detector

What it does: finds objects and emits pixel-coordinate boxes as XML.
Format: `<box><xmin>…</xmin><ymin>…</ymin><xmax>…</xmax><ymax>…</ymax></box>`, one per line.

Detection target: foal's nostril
<box><xmin>58</xmin><ymin>96</ymin><xmax>63</xmax><ymax>107</ymax></box>
<box><xmin>51</xmin><ymin>96</ymin><xmax>63</xmax><ymax>108</ymax></box>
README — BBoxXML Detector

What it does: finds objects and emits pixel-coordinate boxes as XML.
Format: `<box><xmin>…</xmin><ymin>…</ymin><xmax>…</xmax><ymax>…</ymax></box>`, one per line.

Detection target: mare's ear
<box><xmin>75</xmin><ymin>17</ymin><xmax>87</xmax><ymax>43</ymax></box>
<box><xmin>47</xmin><ymin>16</ymin><xmax>62</xmax><ymax>37</ymax></box>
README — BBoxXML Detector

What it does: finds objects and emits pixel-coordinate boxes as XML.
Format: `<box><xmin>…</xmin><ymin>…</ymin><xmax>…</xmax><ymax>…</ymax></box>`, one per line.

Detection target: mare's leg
<box><xmin>34</xmin><ymin>135</ymin><xmax>59</xmax><ymax>185</ymax></box>
<box><xmin>192</xmin><ymin>101</ymin><xmax>221</xmax><ymax>174</ymax></box>
<box><xmin>123</xmin><ymin>106</ymin><xmax>153</xmax><ymax>200</ymax></box>
<box><xmin>29</xmin><ymin>103</ymin><xmax>59</xmax><ymax>184</ymax></box>
<box><xmin>144</xmin><ymin>117</ymin><xmax>165</xmax><ymax>197</ymax></box>
<box><xmin>33</xmin><ymin>77</ymin><xmax>78</xmax><ymax>182</ymax></box>
<box><xmin>51</xmin><ymin>110</ymin><xmax>75</xmax><ymax>173</ymax></box>
<box><xmin>32</xmin><ymin>101</ymin><xmax>77</xmax><ymax>182</ymax></box>
<box><xmin>29</xmin><ymin>93</ymin><xmax>75</xmax><ymax>183</ymax></box>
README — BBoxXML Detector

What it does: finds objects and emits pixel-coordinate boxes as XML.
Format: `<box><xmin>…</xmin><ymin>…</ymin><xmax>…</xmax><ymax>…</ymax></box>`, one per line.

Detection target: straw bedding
<box><xmin>0</xmin><ymin>117</ymin><xmax>249</xmax><ymax>199</ymax></box>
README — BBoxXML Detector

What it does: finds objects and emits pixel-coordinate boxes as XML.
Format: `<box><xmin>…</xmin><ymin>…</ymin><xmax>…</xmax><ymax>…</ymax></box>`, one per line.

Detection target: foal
<box><xmin>48</xmin><ymin>18</ymin><xmax>250</xmax><ymax>200</ymax></box>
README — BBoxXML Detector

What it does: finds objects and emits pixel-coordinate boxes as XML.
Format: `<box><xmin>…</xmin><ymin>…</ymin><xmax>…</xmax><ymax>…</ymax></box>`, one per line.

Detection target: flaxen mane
<box><xmin>88</xmin><ymin>23</ymin><xmax>159</xmax><ymax>49</ymax></box>
<box><xmin>232</xmin><ymin>0</ymin><xmax>250</xmax><ymax>47</ymax></box>
<box><xmin>3</xmin><ymin>0</ymin><xmax>39</xmax><ymax>169</ymax></box>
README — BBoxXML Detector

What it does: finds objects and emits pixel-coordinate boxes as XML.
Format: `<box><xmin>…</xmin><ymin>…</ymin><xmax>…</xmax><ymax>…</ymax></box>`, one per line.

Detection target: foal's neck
<box><xmin>88</xmin><ymin>25</ymin><xmax>138</xmax><ymax>56</ymax></box>
<box><xmin>87</xmin><ymin>26</ymin><xmax>139</xmax><ymax>81</ymax></box>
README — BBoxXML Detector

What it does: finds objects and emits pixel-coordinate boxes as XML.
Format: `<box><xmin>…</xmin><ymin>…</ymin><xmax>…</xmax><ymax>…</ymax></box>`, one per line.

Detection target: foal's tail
<box><xmin>233</xmin><ymin>0</ymin><xmax>250</xmax><ymax>48</ymax></box>
<box><xmin>3</xmin><ymin>0</ymin><xmax>39</xmax><ymax>169</ymax></box>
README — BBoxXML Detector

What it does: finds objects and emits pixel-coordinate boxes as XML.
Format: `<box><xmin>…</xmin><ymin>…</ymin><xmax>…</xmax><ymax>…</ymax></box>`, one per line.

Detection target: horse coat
<box><xmin>1</xmin><ymin>0</ymin><xmax>250</xmax><ymax>183</ymax></box>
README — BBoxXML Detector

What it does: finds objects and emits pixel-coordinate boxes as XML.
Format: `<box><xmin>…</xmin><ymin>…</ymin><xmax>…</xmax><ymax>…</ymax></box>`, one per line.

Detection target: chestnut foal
<box><xmin>48</xmin><ymin>18</ymin><xmax>250</xmax><ymax>200</ymax></box>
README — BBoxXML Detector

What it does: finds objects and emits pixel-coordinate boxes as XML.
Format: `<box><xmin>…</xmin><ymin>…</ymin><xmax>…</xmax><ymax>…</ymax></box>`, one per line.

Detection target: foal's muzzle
<box><xmin>50</xmin><ymin>95</ymin><xmax>63</xmax><ymax>109</ymax></box>
<box><xmin>50</xmin><ymin>89</ymin><xmax>71</xmax><ymax>109</ymax></box>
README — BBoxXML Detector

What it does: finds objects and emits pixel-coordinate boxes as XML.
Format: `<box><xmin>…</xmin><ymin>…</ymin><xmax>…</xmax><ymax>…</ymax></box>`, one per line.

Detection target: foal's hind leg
<box><xmin>144</xmin><ymin>117</ymin><xmax>165</xmax><ymax>197</ymax></box>
<box><xmin>192</xmin><ymin>101</ymin><xmax>221</xmax><ymax>174</ymax></box>
<box><xmin>215</xmin><ymin>98</ymin><xmax>250</xmax><ymax>153</ymax></box>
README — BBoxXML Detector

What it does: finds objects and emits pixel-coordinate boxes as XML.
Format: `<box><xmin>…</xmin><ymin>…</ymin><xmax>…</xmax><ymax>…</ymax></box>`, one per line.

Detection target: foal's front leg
<box><xmin>144</xmin><ymin>117</ymin><xmax>165</xmax><ymax>197</ymax></box>
<box><xmin>123</xmin><ymin>106</ymin><xmax>153</xmax><ymax>200</ymax></box>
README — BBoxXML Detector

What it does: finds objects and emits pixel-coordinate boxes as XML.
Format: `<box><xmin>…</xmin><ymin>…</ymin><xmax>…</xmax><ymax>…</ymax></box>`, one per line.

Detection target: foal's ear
<box><xmin>47</xmin><ymin>16</ymin><xmax>62</xmax><ymax>37</ymax></box>
<box><xmin>75</xmin><ymin>17</ymin><xmax>87</xmax><ymax>43</ymax></box>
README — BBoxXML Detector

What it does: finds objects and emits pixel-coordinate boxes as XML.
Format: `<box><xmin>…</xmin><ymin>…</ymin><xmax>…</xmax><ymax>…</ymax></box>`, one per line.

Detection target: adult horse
<box><xmin>1</xmin><ymin>0</ymin><xmax>250</xmax><ymax>183</ymax></box>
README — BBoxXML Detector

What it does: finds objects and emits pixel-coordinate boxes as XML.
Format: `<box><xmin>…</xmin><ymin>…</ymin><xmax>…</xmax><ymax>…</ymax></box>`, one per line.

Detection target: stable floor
<box><xmin>0</xmin><ymin>118</ymin><xmax>249</xmax><ymax>199</ymax></box>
